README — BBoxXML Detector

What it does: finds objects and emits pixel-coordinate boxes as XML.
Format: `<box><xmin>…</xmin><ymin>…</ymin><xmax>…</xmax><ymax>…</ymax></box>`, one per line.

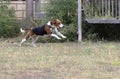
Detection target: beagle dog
<box><xmin>20</xmin><ymin>19</ymin><xmax>66</xmax><ymax>47</ymax></box>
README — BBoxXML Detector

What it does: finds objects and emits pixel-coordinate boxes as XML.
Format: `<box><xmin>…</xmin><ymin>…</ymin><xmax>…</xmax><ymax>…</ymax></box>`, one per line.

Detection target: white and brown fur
<box><xmin>20</xmin><ymin>19</ymin><xmax>66</xmax><ymax>47</ymax></box>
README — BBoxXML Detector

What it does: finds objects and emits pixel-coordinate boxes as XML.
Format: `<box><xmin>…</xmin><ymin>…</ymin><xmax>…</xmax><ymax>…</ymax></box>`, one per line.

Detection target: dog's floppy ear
<box><xmin>51</xmin><ymin>19</ymin><xmax>61</xmax><ymax>27</ymax></box>
<box><xmin>51</xmin><ymin>19</ymin><xmax>57</xmax><ymax>25</ymax></box>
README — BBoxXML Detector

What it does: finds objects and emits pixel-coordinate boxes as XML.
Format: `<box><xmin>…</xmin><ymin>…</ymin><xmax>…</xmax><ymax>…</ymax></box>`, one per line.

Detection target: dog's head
<box><xmin>47</xmin><ymin>19</ymin><xmax>64</xmax><ymax>28</ymax></box>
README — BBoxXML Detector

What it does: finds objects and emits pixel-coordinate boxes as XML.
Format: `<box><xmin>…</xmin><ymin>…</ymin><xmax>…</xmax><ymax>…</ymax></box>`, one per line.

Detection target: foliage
<box><xmin>62</xmin><ymin>23</ymin><xmax>78</xmax><ymax>41</ymax></box>
<box><xmin>46</xmin><ymin>0</ymin><xmax>77</xmax><ymax>25</ymax></box>
<box><xmin>46</xmin><ymin>0</ymin><xmax>120</xmax><ymax>42</ymax></box>
<box><xmin>91</xmin><ymin>24</ymin><xmax>120</xmax><ymax>40</ymax></box>
<box><xmin>0</xmin><ymin>0</ymin><xmax>19</xmax><ymax>38</ymax></box>
<box><xmin>46</xmin><ymin>0</ymin><xmax>78</xmax><ymax>41</ymax></box>
<box><xmin>82</xmin><ymin>0</ymin><xmax>120</xmax><ymax>41</ymax></box>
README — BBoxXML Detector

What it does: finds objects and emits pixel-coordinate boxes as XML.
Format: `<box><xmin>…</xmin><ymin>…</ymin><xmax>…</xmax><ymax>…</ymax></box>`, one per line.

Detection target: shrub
<box><xmin>62</xmin><ymin>24</ymin><xmax>78</xmax><ymax>41</ymax></box>
<box><xmin>46</xmin><ymin>0</ymin><xmax>120</xmax><ymax>41</ymax></box>
<box><xmin>46</xmin><ymin>0</ymin><xmax>77</xmax><ymax>25</ymax></box>
<box><xmin>45</xmin><ymin>0</ymin><xmax>78</xmax><ymax>42</ymax></box>
<box><xmin>0</xmin><ymin>0</ymin><xmax>19</xmax><ymax>38</ymax></box>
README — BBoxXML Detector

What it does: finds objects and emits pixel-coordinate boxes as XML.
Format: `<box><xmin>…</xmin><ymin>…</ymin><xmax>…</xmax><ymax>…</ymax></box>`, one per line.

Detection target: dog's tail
<box><xmin>20</xmin><ymin>28</ymin><xmax>25</xmax><ymax>33</ymax></box>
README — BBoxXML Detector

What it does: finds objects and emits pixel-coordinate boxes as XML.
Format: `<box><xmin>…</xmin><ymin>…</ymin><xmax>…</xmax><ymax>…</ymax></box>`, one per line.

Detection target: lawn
<box><xmin>0</xmin><ymin>40</ymin><xmax>120</xmax><ymax>79</ymax></box>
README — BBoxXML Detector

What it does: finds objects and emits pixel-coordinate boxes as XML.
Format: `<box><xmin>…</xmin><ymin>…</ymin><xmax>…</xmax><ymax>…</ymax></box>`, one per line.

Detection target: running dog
<box><xmin>20</xmin><ymin>19</ymin><xmax>66</xmax><ymax>47</ymax></box>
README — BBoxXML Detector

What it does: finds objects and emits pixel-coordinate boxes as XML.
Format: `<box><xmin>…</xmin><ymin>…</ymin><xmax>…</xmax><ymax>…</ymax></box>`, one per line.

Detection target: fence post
<box><xmin>35</xmin><ymin>0</ymin><xmax>41</xmax><ymax>19</ymax></box>
<box><xmin>26</xmin><ymin>0</ymin><xmax>33</xmax><ymax>20</ymax></box>
<box><xmin>78</xmin><ymin>0</ymin><xmax>82</xmax><ymax>42</ymax></box>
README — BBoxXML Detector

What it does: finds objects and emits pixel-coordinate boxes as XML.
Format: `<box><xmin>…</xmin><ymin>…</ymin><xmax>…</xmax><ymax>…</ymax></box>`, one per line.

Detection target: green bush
<box><xmin>46</xmin><ymin>0</ymin><xmax>77</xmax><ymax>25</ymax></box>
<box><xmin>62</xmin><ymin>24</ymin><xmax>78</xmax><ymax>41</ymax></box>
<box><xmin>46</xmin><ymin>0</ymin><xmax>78</xmax><ymax>42</ymax></box>
<box><xmin>0</xmin><ymin>0</ymin><xmax>19</xmax><ymax>38</ymax></box>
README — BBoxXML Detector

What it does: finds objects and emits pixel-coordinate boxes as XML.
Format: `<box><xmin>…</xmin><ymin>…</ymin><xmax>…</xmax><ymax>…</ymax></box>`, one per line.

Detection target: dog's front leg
<box><xmin>54</xmin><ymin>28</ymin><xmax>66</xmax><ymax>39</ymax></box>
<box><xmin>51</xmin><ymin>34</ymin><xmax>61</xmax><ymax>40</ymax></box>
<box><xmin>57</xmin><ymin>32</ymin><xmax>66</xmax><ymax>39</ymax></box>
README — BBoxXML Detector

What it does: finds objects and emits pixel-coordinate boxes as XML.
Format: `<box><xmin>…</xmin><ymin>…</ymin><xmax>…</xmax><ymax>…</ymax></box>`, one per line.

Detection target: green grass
<box><xmin>0</xmin><ymin>40</ymin><xmax>120</xmax><ymax>79</ymax></box>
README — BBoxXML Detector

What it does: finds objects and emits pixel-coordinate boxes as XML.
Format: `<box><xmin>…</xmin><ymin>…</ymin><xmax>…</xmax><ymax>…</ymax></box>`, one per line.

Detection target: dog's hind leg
<box><xmin>20</xmin><ymin>38</ymin><xmax>26</xmax><ymax>46</ymax></box>
<box><xmin>20</xmin><ymin>31</ymin><xmax>33</xmax><ymax>46</ymax></box>
<box><xmin>31</xmin><ymin>36</ymin><xmax>40</xmax><ymax>47</ymax></box>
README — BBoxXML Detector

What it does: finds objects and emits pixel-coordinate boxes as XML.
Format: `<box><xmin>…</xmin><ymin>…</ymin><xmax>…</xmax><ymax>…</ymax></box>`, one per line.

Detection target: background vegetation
<box><xmin>46</xmin><ymin>0</ymin><xmax>78</xmax><ymax>41</ymax></box>
<box><xmin>0</xmin><ymin>0</ymin><xmax>19</xmax><ymax>38</ymax></box>
<box><xmin>0</xmin><ymin>0</ymin><xmax>120</xmax><ymax>41</ymax></box>
<box><xmin>46</xmin><ymin>0</ymin><xmax>120</xmax><ymax>41</ymax></box>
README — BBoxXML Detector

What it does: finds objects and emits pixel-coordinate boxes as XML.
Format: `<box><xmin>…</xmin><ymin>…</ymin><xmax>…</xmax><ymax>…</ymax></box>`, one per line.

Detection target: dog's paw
<box><xmin>32</xmin><ymin>44</ymin><xmax>36</xmax><ymax>47</ymax></box>
<box><xmin>57</xmin><ymin>37</ymin><xmax>62</xmax><ymax>40</ymax></box>
<box><xmin>20</xmin><ymin>43</ymin><xmax>22</xmax><ymax>47</ymax></box>
<box><xmin>32</xmin><ymin>43</ymin><xmax>36</xmax><ymax>47</ymax></box>
<box><xmin>62</xmin><ymin>36</ymin><xmax>67</xmax><ymax>39</ymax></box>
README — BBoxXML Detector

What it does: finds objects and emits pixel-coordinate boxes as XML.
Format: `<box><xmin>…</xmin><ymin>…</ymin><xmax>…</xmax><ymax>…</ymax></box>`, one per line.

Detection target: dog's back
<box><xmin>32</xmin><ymin>25</ymin><xmax>47</xmax><ymax>35</ymax></box>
